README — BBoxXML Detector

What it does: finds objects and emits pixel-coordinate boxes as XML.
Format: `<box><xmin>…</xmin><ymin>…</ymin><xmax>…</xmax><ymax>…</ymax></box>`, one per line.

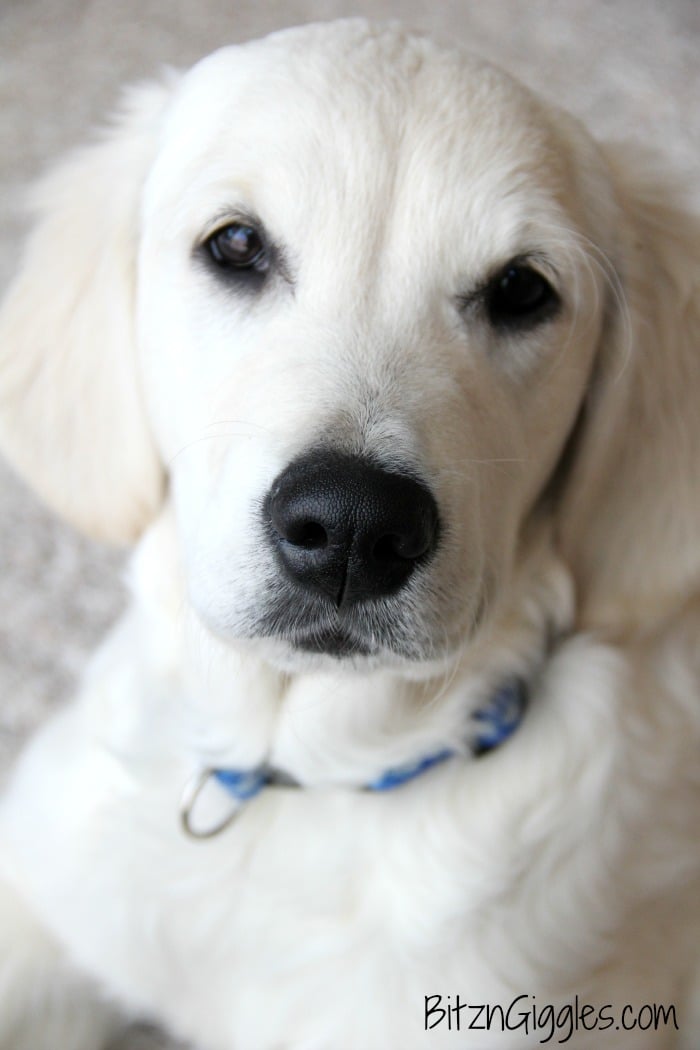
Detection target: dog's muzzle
<box><xmin>263</xmin><ymin>450</ymin><xmax>439</xmax><ymax>616</ymax></box>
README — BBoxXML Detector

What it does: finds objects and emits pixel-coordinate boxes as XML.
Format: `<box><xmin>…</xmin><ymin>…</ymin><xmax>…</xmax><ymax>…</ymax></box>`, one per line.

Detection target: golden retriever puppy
<box><xmin>0</xmin><ymin>19</ymin><xmax>698</xmax><ymax>1050</ymax></box>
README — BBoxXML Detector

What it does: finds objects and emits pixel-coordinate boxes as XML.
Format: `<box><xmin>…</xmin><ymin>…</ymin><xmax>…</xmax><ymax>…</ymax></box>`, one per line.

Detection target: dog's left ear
<box><xmin>556</xmin><ymin>144</ymin><xmax>700</xmax><ymax>626</ymax></box>
<box><xmin>0</xmin><ymin>76</ymin><xmax>179</xmax><ymax>543</ymax></box>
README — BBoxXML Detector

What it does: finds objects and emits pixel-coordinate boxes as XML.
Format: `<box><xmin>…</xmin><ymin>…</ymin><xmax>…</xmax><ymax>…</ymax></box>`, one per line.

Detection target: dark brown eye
<box><xmin>206</xmin><ymin>223</ymin><xmax>268</xmax><ymax>272</ymax></box>
<box><xmin>486</xmin><ymin>263</ymin><xmax>558</xmax><ymax>328</ymax></box>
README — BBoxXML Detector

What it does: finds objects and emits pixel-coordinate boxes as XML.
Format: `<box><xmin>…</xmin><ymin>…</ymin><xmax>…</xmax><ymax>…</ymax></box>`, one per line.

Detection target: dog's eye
<box><xmin>205</xmin><ymin>223</ymin><xmax>269</xmax><ymax>272</ymax></box>
<box><xmin>485</xmin><ymin>263</ymin><xmax>559</xmax><ymax>328</ymax></box>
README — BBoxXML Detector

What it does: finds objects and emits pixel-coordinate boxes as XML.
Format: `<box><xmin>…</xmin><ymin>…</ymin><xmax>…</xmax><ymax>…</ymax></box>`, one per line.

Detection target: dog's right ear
<box><xmin>0</xmin><ymin>75</ymin><xmax>180</xmax><ymax>544</ymax></box>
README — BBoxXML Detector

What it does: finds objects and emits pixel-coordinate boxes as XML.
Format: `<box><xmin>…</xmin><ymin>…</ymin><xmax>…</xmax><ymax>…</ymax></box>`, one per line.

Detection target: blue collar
<box><xmin>181</xmin><ymin>678</ymin><xmax>527</xmax><ymax>839</ymax></box>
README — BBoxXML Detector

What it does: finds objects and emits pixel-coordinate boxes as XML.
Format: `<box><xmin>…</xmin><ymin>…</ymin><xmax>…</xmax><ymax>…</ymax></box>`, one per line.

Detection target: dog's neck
<box><xmin>119</xmin><ymin>509</ymin><xmax>572</xmax><ymax>791</ymax></box>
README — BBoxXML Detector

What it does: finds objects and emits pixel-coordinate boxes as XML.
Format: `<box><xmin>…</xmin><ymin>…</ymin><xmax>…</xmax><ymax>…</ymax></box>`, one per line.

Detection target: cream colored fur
<box><xmin>0</xmin><ymin>20</ymin><xmax>699</xmax><ymax>1050</ymax></box>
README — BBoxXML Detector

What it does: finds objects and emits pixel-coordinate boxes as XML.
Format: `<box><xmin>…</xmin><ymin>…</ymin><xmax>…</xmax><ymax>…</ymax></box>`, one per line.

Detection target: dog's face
<box><xmin>0</xmin><ymin>21</ymin><xmax>626</xmax><ymax>676</ymax></box>
<box><xmin>135</xmin><ymin>25</ymin><xmax>613</xmax><ymax>672</ymax></box>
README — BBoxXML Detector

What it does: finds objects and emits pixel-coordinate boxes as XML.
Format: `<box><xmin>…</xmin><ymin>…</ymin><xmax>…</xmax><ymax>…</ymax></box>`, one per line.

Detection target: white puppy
<box><xmin>0</xmin><ymin>19</ymin><xmax>699</xmax><ymax>1050</ymax></box>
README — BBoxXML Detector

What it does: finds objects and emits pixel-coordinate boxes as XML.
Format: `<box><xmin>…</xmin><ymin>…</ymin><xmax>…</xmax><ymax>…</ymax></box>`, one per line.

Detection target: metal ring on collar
<box><xmin>179</xmin><ymin>767</ymin><xmax>245</xmax><ymax>840</ymax></box>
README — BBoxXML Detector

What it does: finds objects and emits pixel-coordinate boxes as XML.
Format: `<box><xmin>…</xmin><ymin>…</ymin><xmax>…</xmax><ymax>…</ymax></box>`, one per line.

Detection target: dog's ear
<box><xmin>0</xmin><ymin>76</ymin><xmax>179</xmax><ymax>543</ymax></box>
<box><xmin>557</xmin><ymin>145</ymin><xmax>700</xmax><ymax>628</ymax></box>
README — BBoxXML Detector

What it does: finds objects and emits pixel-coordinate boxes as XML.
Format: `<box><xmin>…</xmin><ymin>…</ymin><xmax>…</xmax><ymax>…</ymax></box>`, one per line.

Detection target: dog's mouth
<box><xmin>255</xmin><ymin>591</ymin><xmax>447</xmax><ymax>668</ymax></box>
<box><xmin>254</xmin><ymin>594</ymin><xmax>415</xmax><ymax>664</ymax></box>
<box><xmin>248</xmin><ymin>570</ymin><xmax>473</xmax><ymax>669</ymax></box>
<box><xmin>290</xmin><ymin>626</ymin><xmax>375</xmax><ymax>658</ymax></box>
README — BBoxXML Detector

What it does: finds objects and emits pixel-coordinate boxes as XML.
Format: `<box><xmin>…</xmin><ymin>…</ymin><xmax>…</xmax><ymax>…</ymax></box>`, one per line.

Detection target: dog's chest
<box><xmin>1</xmin><ymin>618</ymin><xmax>686</xmax><ymax>1050</ymax></box>
<box><xmin>3</xmin><ymin>710</ymin><xmax>543</xmax><ymax>1048</ymax></box>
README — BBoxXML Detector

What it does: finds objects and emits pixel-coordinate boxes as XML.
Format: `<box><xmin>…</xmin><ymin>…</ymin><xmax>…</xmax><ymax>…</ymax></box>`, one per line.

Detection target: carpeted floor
<box><xmin>1</xmin><ymin>2</ymin><xmax>698</xmax><ymax>1047</ymax></box>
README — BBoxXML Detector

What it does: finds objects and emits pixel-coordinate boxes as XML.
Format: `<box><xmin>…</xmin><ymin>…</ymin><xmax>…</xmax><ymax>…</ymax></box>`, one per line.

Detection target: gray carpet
<box><xmin>1</xmin><ymin>1</ymin><xmax>698</xmax><ymax>1047</ymax></box>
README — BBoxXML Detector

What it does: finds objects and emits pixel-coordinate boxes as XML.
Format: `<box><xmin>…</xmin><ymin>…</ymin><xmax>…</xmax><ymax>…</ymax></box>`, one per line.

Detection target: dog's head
<box><xmin>1</xmin><ymin>21</ymin><xmax>698</xmax><ymax>674</ymax></box>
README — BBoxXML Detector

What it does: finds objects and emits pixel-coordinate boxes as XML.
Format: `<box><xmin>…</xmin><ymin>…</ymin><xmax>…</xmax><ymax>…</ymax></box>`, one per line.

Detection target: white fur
<box><xmin>0</xmin><ymin>20</ymin><xmax>699</xmax><ymax>1050</ymax></box>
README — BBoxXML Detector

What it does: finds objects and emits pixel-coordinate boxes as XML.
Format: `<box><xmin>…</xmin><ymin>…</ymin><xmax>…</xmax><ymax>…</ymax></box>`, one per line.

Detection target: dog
<box><xmin>0</xmin><ymin>18</ymin><xmax>699</xmax><ymax>1050</ymax></box>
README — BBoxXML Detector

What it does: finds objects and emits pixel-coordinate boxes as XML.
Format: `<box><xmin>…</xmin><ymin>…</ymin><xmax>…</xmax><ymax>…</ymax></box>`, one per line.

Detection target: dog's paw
<box><xmin>0</xmin><ymin>879</ymin><xmax>122</xmax><ymax>1050</ymax></box>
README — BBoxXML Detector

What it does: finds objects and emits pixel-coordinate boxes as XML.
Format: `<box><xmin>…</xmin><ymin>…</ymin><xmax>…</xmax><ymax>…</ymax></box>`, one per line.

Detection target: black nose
<box><xmin>265</xmin><ymin>451</ymin><xmax>439</xmax><ymax>606</ymax></box>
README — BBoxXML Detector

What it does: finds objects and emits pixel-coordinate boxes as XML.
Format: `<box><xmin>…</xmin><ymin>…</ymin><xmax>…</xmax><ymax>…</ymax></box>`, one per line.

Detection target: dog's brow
<box><xmin>199</xmin><ymin>204</ymin><xmax>267</xmax><ymax>243</ymax></box>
